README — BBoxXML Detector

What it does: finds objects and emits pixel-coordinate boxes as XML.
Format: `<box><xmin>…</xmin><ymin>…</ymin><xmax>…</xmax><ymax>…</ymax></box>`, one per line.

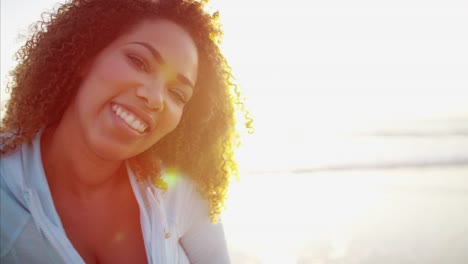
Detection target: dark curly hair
<box><xmin>0</xmin><ymin>0</ymin><xmax>253</xmax><ymax>222</ymax></box>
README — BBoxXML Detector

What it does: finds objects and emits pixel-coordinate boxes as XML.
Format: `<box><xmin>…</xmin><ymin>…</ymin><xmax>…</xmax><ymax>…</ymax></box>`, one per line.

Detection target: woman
<box><xmin>0</xmin><ymin>0</ymin><xmax>251</xmax><ymax>263</ymax></box>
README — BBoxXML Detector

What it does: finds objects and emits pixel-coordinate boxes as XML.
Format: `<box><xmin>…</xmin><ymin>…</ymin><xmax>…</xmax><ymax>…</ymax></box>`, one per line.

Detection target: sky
<box><xmin>2</xmin><ymin>0</ymin><xmax>468</xmax><ymax>172</ymax></box>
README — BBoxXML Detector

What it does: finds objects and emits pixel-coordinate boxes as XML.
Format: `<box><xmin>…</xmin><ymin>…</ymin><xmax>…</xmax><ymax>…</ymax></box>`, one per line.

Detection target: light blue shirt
<box><xmin>0</xmin><ymin>132</ymin><xmax>230</xmax><ymax>263</ymax></box>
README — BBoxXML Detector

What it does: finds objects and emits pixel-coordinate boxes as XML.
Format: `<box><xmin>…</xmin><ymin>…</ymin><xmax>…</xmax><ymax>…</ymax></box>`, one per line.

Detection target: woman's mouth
<box><xmin>111</xmin><ymin>103</ymin><xmax>149</xmax><ymax>133</ymax></box>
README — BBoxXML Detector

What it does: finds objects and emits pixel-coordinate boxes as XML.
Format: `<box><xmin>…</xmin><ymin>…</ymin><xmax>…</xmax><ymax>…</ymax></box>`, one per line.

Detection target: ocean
<box><xmin>223</xmin><ymin>116</ymin><xmax>468</xmax><ymax>263</ymax></box>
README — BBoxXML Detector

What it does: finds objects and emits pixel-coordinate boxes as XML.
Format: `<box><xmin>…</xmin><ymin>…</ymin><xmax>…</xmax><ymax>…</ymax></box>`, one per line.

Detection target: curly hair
<box><xmin>0</xmin><ymin>0</ymin><xmax>253</xmax><ymax>222</ymax></box>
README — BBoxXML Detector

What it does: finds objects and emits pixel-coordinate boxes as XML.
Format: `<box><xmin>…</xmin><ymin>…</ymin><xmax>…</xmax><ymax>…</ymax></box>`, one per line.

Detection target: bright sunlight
<box><xmin>2</xmin><ymin>0</ymin><xmax>468</xmax><ymax>263</ymax></box>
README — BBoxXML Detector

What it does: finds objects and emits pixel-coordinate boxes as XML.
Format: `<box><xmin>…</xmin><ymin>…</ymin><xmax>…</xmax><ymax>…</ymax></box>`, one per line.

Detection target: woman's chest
<box><xmin>55</xmin><ymin>192</ymin><xmax>148</xmax><ymax>263</ymax></box>
<box><xmin>63</xmin><ymin>212</ymin><xmax>148</xmax><ymax>264</ymax></box>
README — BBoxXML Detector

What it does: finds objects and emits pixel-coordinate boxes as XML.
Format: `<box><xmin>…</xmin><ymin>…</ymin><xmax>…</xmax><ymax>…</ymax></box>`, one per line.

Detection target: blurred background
<box><xmin>2</xmin><ymin>0</ymin><xmax>468</xmax><ymax>263</ymax></box>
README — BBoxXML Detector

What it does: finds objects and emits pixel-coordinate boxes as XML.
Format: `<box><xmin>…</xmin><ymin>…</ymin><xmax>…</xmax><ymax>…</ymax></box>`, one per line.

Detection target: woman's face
<box><xmin>65</xmin><ymin>19</ymin><xmax>199</xmax><ymax>160</ymax></box>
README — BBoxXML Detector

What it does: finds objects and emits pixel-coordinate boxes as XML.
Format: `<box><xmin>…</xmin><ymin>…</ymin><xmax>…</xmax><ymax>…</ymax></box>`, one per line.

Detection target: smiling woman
<box><xmin>0</xmin><ymin>0</ymin><xmax>251</xmax><ymax>263</ymax></box>
<box><xmin>66</xmin><ymin>19</ymin><xmax>199</xmax><ymax>161</ymax></box>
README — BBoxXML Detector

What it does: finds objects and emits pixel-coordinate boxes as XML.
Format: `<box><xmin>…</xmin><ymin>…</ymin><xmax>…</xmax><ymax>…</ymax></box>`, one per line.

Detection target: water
<box><xmin>224</xmin><ymin>167</ymin><xmax>468</xmax><ymax>264</ymax></box>
<box><xmin>224</xmin><ymin>117</ymin><xmax>468</xmax><ymax>263</ymax></box>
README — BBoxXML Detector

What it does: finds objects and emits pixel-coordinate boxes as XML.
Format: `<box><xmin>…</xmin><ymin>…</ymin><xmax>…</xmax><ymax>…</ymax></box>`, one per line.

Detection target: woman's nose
<box><xmin>136</xmin><ymin>81</ymin><xmax>165</xmax><ymax>112</ymax></box>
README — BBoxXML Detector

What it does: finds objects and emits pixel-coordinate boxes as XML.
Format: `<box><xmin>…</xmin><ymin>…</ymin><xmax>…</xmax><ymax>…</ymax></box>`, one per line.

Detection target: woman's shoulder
<box><xmin>0</xmin><ymin>132</ymin><xmax>26</xmax><ymax>184</ymax></box>
<box><xmin>162</xmin><ymin>173</ymin><xmax>207</xmax><ymax>211</ymax></box>
<box><xmin>0</xmin><ymin>131</ymin><xmax>40</xmax><ymax>177</ymax></box>
<box><xmin>161</xmin><ymin>175</ymin><xmax>229</xmax><ymax>263</ymax></box>
<box><xmin>0</xmin><ymin>130</ymin><xmax>39</xmax><ymax>159</ymax></box>
<box><xmin>161</xmin><ymin>172</ymin><xmax>211</xmax><ymax>231</ymax></box>
<box><xmin>0</xmin><ymin>133</ymin><xmax>34</xmax><ymax>259</ymax></box>
<box><xmin>0</xmin><ymin>132</ymin><xmax>19</xmax><ymax>154</ymax></box>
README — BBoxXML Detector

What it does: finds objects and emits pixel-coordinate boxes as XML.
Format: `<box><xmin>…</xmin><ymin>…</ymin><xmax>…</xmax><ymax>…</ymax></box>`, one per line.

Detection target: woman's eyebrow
<box><xmin>129</xmin><ymin>41</ymin><xmax>195</xmax><ymax>89</ymax></box>
<box><xmin>130</xmin><ymin>41</ymin><xmax>164</xmax><ymax>64</ymax></box>
<box><xmin>177</xmin><ymin>74</ymin><xmax>194</xmax><ymax>89</ymax></box>
<box><xmin>130</xmin><ymin>41</ymin><xmax>195</xmax><ymax>89</ymax></box>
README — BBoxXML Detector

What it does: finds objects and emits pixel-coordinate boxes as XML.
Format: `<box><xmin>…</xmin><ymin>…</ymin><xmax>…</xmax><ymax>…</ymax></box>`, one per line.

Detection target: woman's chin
<box><xmin>89</xmin><ymin>140</ymin><xmax>136</xmax><ymax>162</ymax></box>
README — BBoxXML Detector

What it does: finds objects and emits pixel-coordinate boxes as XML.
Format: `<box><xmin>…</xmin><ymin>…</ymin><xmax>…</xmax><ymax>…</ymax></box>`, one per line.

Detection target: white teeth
<box><xmin>131</xmin><ymin>120</ymin><xmax>141</xmax><ymax>131</ymax></box>
<box><xmin>111</xmin><ymin>104</ymin><xmax>148</xmax><ymax>133</ymax></box>
<box><xmin>125</xmin><ymin>115</ymin><xmax>134</xmax><ymax>125</ymax></box>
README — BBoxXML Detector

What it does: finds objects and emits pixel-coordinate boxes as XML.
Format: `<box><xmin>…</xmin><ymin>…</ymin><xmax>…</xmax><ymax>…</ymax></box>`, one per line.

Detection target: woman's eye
<box><xmin>127</xmin><ymin>54</ymin><xmax>149</xmax><ymax>72</ymax></box>
<box><xmin>170</xmin><ymin>89</ymin><xmax>187</xmax><ymax>104</ymax></box>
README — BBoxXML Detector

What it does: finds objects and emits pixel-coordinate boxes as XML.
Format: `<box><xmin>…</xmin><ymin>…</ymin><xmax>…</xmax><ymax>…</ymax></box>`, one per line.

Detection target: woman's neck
<box><xmin>41</xmin><ymin>123</ymin><xmax>127</xmax><ymax>202</ymax></box>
